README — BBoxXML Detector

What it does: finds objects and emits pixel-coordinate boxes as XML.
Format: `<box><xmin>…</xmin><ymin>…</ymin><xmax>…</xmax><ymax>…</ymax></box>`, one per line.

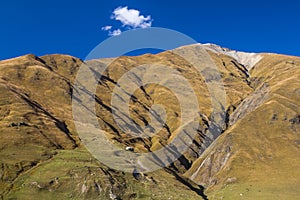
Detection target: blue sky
<box><xmin>1</xmin><ymin>0</ymin><xmax>300</xmax><ymax>60</ymax></box>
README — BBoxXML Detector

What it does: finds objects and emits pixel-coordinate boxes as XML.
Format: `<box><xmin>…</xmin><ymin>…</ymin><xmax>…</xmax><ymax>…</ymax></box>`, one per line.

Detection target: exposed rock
<box><xmin>9</xmin><ymin>121</ymin><xmax>29</xmax><ymax>127</ymax></box>
<box><xmin>229</xmin><ymin>83</ymin><xmax>269</xmax><ymax>126</ymax></box>
<box><xmin>125</xmin><ymin>146</ymin><xmax>134</xmax><ymax>151</ymax></box>
<box><xmin>290</xmin><ymin>115</ymin><xmax>300</xmax><ymax>125</ymax></box>
<box><xmin>203</xmin><ymin>43</ymin><xmax>263</xmax><ymax>70</ymax></box>
<box><xmin>226</xmin><ymin>177</ymin><xmax>237</xmax><ymax>184</ymax></box>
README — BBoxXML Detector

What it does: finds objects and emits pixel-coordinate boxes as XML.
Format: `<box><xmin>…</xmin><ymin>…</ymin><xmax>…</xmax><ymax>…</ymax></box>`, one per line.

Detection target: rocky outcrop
<box><xmin>229</xmin><ymin>83</ymin><xmax>269</xmax><ymax>126</ymax></box>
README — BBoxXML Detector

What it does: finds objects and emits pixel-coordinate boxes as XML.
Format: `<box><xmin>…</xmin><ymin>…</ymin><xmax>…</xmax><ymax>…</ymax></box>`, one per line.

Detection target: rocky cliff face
<box><xmin>0</xmin><ymin>44</ymin><xmax>299</xmax><ymax>199</ymax></box>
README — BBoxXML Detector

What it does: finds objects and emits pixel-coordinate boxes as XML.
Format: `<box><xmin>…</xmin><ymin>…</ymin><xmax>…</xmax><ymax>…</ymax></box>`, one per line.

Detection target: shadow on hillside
<box><xmin>165</xmin><ymin>168</ymin><xmax>208</xmax><ymax>200</ymax></box>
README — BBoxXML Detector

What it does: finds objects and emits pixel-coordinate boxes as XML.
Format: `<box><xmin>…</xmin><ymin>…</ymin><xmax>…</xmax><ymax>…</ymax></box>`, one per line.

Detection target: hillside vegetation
<box><xmin>0</xmin><ymin>45</ymin><xmax>299</xmax><ymax>199</ymax></box>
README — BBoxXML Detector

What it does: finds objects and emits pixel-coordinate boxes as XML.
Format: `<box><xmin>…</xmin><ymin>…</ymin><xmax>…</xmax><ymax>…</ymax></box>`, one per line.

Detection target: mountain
<box><xmin>0</xmin><ymin>44</ymin><xmax>299</xmax><ymax>199</ymax></box>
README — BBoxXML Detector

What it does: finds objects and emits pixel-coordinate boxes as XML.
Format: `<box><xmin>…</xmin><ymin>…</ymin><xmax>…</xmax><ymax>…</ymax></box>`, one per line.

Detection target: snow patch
<box><xmin>203</xmin><ymin>43</ymin><xmax>263</xmax><ymax>70</ymax></box>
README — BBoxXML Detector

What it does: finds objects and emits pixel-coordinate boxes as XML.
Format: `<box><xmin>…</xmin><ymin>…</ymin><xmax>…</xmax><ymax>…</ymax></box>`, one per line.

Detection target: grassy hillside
<box><xmin>185</xmin><ymin>53</ymin><xmax>300</xmax><ymax>199</ymax></box>
<box><xmin>0</xmin><ymin>46</ymin><xmax>299</xmax><ymax>199</ymax></box>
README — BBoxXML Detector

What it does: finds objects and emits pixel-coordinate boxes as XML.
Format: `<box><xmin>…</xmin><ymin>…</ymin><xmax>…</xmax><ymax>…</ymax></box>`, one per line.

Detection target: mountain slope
<box><xmin>185</xmin><ymin>53</ymin><xmax>300</xmax><ymax>199</ymax></box>
<box><xmin>0</xmin><ymin>53</ymin><xmax>206</xmax><ymax>199</ymax></box>
<box><xmin>0</xmin><ymin>44</ymin><xmax>299</xmax><ymax>199</ymax></box>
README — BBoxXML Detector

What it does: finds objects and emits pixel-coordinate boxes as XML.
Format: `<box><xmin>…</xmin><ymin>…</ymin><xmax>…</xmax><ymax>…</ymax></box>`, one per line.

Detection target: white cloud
<box><xmin>101</xmin><ymin>6</ymin><xmax>152</xmax><ymax>37</ymax></box>
<box><xmin>101</xmin><ymin>25</ymin><xmax>112</xmax><ymax>31</ymax></box>
<box><xmin>101</xmin><ymin>26</ymin><xmax>121</xmax><ymax>36</ymax></box>
<box><xmin>108</xmin><ymin>29</ymin><xmax>122</xmax><ymax>36</ymax></box>
<box><xmin>111</xmin><ymin>6</ymin><xmax>152</xmax><ymax>29</ymax></box>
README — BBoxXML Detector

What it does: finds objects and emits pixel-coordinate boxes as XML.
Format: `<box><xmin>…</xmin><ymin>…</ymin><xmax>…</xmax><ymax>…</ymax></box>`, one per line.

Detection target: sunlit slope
<box><xmin>0</xmin><ymin>53</ymin><xmax>209</xmax><ymax>199</ymax></box>
<box><xmin>0</xmin><ymin>45</ymin><xmax>299</xmax><ymax>199</ymax></box>
<box><xmin>185</xmin><ymin>53</ymin><xmax>300</xmax><ymax>199</ymax></box>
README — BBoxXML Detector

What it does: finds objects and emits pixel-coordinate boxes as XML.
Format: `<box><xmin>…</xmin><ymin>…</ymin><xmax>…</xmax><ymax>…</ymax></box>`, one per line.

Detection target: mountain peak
<box><xmin>171</xmin><ymin>43</ymin><xmax>263</xmax><ymax>70</ymax></box>
<box><xmin>203</xmin><ymin>43</ymin><xmax>232</xmax><ymax>52</ymax></box>
<box><xmin>202</xmin><ymin>43</ymin><xmax>263</xmax><ymax>70</ymax></box>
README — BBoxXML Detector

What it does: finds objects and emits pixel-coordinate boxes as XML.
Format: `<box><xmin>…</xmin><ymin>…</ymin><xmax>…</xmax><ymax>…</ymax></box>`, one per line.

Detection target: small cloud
<box><xmin>101</xmin><ymin>25</ymin><xmax>112</xmax><ymax>31</ymax></box>
<box><xmin>101</xmin><ymin>6</ymin><xmax>153</xmax><ymax>36</ymax></box>
<box><xmin>111</xmin><ymin>6</ymin><xmax>152</xmax><ymax>29</ymax></box>
<box><xmin>108</xmin><ymin>29</ymin><xmax>122</xmax><ymax>36</ymax></box>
